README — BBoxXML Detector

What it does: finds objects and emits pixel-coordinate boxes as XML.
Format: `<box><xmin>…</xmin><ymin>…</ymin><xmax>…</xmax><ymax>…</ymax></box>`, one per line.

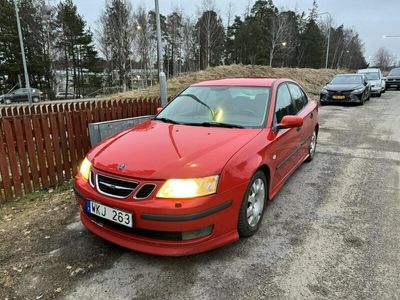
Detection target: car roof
<box><xmin>191</xmin><ymin>78</ymin><xmax>279</xmax><ymax>87</ymax></box>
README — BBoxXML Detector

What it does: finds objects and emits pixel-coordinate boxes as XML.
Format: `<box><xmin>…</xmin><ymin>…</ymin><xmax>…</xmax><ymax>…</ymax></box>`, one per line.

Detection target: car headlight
<box><xmin>352</xmin><ymin>87</ymin><xmax>364</xmax><ymax>93</ymax></box>
<box><xmin>321</xmin><ymin>88</ymin><xmax>328</xmax><ymax>94</ymax></box>
<box><xmin>79</xmin><ymin>157</ymin><xmax>92</xmax><ymax>181</ymax></box>
<box><xmin>157</xmin><ymin>175</ymin><xmax>219</xmax><ymax>198</ymax></box>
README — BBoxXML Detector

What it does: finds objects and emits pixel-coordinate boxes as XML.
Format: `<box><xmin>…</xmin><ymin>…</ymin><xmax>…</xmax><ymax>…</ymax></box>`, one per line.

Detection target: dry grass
<box><xmin>113</xmin><ymin>64</ymin><xmax>345</xmax><ymax>100</ymax></box>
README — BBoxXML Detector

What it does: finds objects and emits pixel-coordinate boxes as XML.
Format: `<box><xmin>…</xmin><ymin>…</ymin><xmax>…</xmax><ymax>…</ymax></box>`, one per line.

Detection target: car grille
<box><xmin>90</xmin><ymin>170</ymin><xmax>157</xmax><ymax>200</ymax></box>
<box><xmin>95</xmin><ymin>173</ymin><xmax>138</xmax><ymax>198</ymax></box>
<box><xmin>135</xmin><ymin>184</ymin><xmax>157</xmax><ymax>199</ymax></box>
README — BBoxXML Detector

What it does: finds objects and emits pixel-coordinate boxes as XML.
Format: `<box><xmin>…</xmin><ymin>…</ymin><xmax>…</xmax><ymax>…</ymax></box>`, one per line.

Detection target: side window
<box><xmin>275</xmin><ymin>84</ymin><xmax>296</xmax><ymax>124</ymax></box>
<box><xmin>288</xmin><ymin>83</ymin><xmax>308</xmax><ymax>113</ymax></box>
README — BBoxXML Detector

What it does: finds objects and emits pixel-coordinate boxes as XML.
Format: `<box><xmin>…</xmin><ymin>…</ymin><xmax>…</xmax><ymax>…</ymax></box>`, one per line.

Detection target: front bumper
<box><xmin>320</xmin><ymin>91</ymin><xmax>364</xmax><ymax>104</ymax></box>
<box><xmin>370</xmin><ymin>86</ymin><xmax>382</xmax><ymax>94</ymax></box>
<box><xmin>386</xmin><ymin>80</ymin><xmax>400</xmax><ymax>88</ymax></box>
<box><xmin>74</xmin><ymin>177</ymin><xmax>247</xmax><ymax>256</ymax></box>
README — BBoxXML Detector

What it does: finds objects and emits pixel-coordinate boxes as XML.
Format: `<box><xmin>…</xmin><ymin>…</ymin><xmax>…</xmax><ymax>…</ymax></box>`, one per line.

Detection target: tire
<box><xmin>238</xmin><ymin>171</ymin><xmax>267</xmax><ymax>237</ymax></box>
<box><xmin>377</xmin><ymin>92</ymin><xmax>381</xmax><ymax>97</ymax></box>
<box><xmin>305</xmin><ymin>129</ymin><xmax>317</xmax><ymax>162</ymax></box>
<box><xmin>32</xmin><ymin>97</ymin><xmax>40</xmax><ymax>103</ymax></box>
<box><xmin>4</xmin><ymin>98</ymin><xmax>11</xmax><ymax>105</ymax></box>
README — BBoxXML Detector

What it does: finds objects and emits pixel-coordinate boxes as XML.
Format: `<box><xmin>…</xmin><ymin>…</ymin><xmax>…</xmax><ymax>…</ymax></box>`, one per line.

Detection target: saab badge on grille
<box><xmin>118</xmin><ymin>163</ymin><xmax>127</xmax><ymax>171</ymax></box>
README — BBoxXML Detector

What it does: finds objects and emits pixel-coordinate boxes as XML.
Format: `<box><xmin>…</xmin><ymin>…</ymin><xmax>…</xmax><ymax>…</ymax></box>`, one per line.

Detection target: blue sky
<box><xmin>74</xmin><ymin>0</ymin><xmax>400</xmax><ymax>63</ymax></box>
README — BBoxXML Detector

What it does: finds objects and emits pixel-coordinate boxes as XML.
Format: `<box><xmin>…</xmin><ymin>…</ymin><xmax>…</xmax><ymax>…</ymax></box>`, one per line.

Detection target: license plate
<box><xmin>333</xmin><ymin>95</ymin><xmax>345</xmax><ymax>99</ymax></box>
<box><xmin>86</xmin><ymin>200</ymin><xmax>133</xmax><ymax>227</ymax></box>
<box><xmin>391</xmin><ymin>84</ymin><xmax>397</xmax><ymax>87</ymax></box>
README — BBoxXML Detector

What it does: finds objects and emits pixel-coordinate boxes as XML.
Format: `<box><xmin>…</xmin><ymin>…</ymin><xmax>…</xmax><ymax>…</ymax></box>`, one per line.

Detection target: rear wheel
<box><xmin>305</xmin><ymin>129</ymin><xmax>317</xmax><ymax>162</ymax></box>
<box><xmin>32</xmin><ymin>96</ymin><xmax>40</xmax><ymax>103</ymax></box>
<box><xmin>4</xmin><ymin>98</ymin><xmax>11</xmax><ymax>105</ymax></box>
<box><xmin>238</xmin><ymin>171</ymin><xmax>267</xmax><ymax>237</ymax></box>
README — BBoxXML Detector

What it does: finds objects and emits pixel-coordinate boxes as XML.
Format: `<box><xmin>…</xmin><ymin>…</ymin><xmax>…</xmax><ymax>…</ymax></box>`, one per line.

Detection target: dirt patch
<box><xmin>0</xmin><ymin>182</ymin><xmax>123</xmax><ymax>300</ymax></box>
<box><xmin>113</xmin><ymin>64</ymin><xmax>345</xmax><ymax>99</ymax></box>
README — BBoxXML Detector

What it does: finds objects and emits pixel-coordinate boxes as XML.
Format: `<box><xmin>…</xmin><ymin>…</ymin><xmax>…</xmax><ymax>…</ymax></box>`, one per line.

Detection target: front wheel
<box><xmin>4</xmin><ymin>98</ymin><xmax>11</xmax><ymax>105</ymax></box>
<box><xmin>305</xmin><ymin>129</ymin><xmax>317</xmax><ymax>162</ymax></box>
<box><xmin>32</xmin><ymin>96</ymin><xmax>40</xmax><ymax>103</ymax></box>
<box><xmin>238</xmin><ymin>171</ymin><xmax>267</xmax><ymax>237</ymax></box>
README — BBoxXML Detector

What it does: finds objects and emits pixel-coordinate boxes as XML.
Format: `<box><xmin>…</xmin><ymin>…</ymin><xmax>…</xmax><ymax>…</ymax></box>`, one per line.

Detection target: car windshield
<box><xmin>363</xmin><ymin>73</ymin><xmax>379</xmax><ymax>80</ymax></box>
<box><xmin>330</xmin><ymin>76</ymin><xmax>362</xmax><ymax>84</ymax></box>
<box><xmin>155</xmin><ymin>86</ymin><xmax>270</xmax><ymax>128</ymax></box>
<box><xmin>389</xmin><ymin>69</ymin><xmax>400</xmax><ymax>76</ymax></box>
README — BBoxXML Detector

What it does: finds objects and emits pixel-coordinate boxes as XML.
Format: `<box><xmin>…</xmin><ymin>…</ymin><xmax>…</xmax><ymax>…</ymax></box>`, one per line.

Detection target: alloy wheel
<box><xmin>246</xmin><ymin>178</ymin><xmax>265</xmax><ymax>227</ymax></box>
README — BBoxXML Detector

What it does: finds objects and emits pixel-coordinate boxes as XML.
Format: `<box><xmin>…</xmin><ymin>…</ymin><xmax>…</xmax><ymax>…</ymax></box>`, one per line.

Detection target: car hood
<box><xmin>368</xmin><ymin>80</ymin><xmax>381</xmax><ymax>85</ymax></box>
<box><xmin>387</xmin><ymin>75</ymin><xmax>400</xmax><ymax>79</ymax></box>
<box><xmin>89</xmin><ymin>120</ymin><xmax>262</xmax><ymax>179</ymax></box>
<box><xmin>325</xmin><ymin>84</ymin><xmax>364</xmax><ymax>91</ymax></box>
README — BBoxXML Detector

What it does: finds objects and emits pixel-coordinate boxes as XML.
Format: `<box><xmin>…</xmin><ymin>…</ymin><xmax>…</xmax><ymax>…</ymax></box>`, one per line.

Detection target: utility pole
<box><xmin>155</xmin><ymin>0</ymin><xmax>168</xmax><ymax>107</ymax></box>
<box><xmin>14</xmin><ymin>0</ymin><xmax>32</xmax><ymax>106</ymax></box>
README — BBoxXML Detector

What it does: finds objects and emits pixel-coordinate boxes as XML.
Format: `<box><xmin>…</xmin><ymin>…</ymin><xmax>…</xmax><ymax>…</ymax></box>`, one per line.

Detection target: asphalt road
<box><xmin>1</xmin><ymin>91</ymin><xmax>399</xmax><ymax>299</ymax></box>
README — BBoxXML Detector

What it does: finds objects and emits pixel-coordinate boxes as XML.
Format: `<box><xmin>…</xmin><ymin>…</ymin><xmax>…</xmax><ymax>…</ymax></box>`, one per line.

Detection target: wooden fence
<box><xmin>0</xmin><ymin>98</ymin><xmax>161</xmax><ymax>202</ymax></box>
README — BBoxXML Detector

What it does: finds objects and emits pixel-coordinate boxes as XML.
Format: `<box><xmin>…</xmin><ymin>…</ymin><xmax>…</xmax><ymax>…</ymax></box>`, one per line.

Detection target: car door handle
<box><xmin>310</xmin><ymin>112</ymin><xmax>314</xmax><ymax>119</ymax></box>
<box><xmin>296</xmin><ymin>126</ymin><xmax>301</xmax><ymax>132</ymax></box>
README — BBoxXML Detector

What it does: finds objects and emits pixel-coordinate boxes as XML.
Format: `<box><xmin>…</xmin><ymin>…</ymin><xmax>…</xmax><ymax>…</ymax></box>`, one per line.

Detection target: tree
<box><xmin>373</xmin><ymin>47</ymin><xmax>394</xmax><ymax>70</ymax></box>
<box><xmin>181</xmin><ymin>17</ymin><xmax>197</xmax><ymax>72</ymax></box>
<box><xmin>195</xmin><ymin>5</ymin><xmax>225</xmax><ymax>69</ymax></box>
<box><xmin>0</xmin><ymin>0</ymin><xmax>55</xmax><ymax>94</ymax></box>
<box><xmin>165</xmin><ymin>10</ymin><xmax>184</xmax><ymax>77</ymax></box>
<box><xmin>55</xmin><ymin>0</ymin><xmax>97</xmax><ymax>96</ymax></box>
<box><xmin>298</xmin><ymin>19</ymin><xmax>325</xmax><ymax>68</ymax></box>
<box><xmin>134</xmin><ymin>6</ymin><xmax>156</xmax><ymax>87</ymax></box>
<box><xmin>97</xmin><ymin>0</ymin><xmax>133</xmax><ymax>91</ymax></box>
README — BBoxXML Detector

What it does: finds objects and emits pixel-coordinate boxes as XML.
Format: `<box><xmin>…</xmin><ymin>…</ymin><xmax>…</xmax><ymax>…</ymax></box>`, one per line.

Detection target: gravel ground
<box><xmin>0</xmin><ymin>91</ymin><xmax>399</xmax><ymax>300</ymax></box>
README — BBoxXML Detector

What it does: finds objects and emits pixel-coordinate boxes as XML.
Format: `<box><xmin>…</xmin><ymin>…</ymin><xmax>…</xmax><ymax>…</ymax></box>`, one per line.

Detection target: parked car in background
<box><xmin>357</xmin><ymin>68</ymin><xmax>385</xmax><ymax>96</ymax></box>
<box><xmin>55</xmin><ymin>92</ymin><xmax>83</xmax><ymax>100</ymax></box>
<box><xmin>386</xmin><ymin>68</ymin><xmax>400</xmax><ymax>90</ymax></box>
<box><xmin>74</xmin><ymin>78</ymin><xmax>319</xmax><ymax>256</ymax></box>
<box><xmin>320</xmin><ymin>74</ymin><xmax>371</xmax><ymax>105</ymax></box>
<box><xmin>0</xmin><ymin>88</ymin><xmax>42</xmax><ymax>105</ymax></box>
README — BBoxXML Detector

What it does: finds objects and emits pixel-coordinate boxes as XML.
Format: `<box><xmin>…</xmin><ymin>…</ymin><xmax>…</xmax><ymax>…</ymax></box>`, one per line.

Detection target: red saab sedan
<box><xmin>74</xmin><ymin>78</ymin><xmax>319</xmax><ymax>256</ymax></box>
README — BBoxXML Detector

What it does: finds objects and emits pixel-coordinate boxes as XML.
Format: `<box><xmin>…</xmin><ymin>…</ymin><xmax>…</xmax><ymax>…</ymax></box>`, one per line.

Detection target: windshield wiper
<box><xmin>179</xmin><ymin>94</ymin><xmax>216</xmax><ymax>119</ymax></box>
<box><xmin>187</xmin><ymin>121</ymin><xmax>244</xmax><ymax>128</ymax></box>
<box><xmin>154</xmin><ymin>117</ymin><xmax>181</xmax><ymax>124</ymax></box>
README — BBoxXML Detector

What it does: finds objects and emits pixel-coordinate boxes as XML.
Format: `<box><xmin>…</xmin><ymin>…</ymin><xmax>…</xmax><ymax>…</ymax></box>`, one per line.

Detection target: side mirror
<box><xmin>276</xmin><ymin>115</ymin><xmax>303</xmax><ymax>130</ymax></box>
<box><xmin>156</xmin><ymin>107</ymin><xmax>163</xmax><ymax>113</ymax></box>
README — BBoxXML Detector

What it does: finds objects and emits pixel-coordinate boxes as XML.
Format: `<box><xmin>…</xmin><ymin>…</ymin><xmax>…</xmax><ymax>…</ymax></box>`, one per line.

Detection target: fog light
<box><xmin>182</xmin><ymin>225</ymin><xmax>213</xmax><ymax>240</ymax></box>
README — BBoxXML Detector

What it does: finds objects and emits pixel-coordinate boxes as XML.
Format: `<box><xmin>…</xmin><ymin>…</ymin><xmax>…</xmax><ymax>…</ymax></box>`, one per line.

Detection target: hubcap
<box><xmin>246</xmin><ymin>178</ymin><xmax>265</xmax><ymax>227</ymax></box>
